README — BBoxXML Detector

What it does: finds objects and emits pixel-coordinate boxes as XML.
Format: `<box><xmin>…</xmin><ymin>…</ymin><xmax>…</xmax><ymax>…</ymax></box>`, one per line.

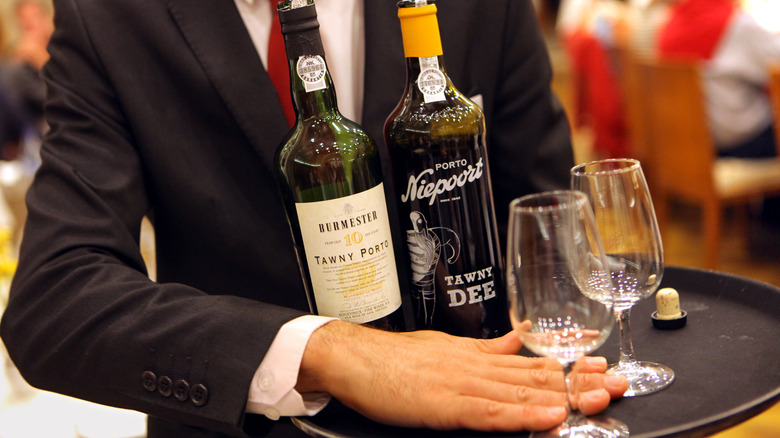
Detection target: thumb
<box><xmin>478</xmin><ymin>329</ymin><xmax>524</xmax><ymax>355</ymax></box>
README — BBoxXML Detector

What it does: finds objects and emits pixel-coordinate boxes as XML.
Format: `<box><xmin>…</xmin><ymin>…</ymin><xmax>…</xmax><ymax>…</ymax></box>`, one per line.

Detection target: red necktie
<box><xmin>268</xmin><ymin>0</ymin><xmax>295</xmax><ymax>126</ymax></box>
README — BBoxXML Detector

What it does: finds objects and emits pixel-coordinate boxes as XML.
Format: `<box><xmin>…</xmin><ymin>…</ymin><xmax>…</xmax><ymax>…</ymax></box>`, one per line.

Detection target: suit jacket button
<box><xmin>173</xmin><ymin>379</ymin><xmax>190</xmax><ymax>401</ymax></box>
<box><xmin>190</xmin><ymin>383</ymin><xmax>209</xmax><ymax>406</ymax></box>
<box><xmin>141</xmin><ymin>371</ymin><xmax>157</xmax><ymax>392</ymax></box>
<box><xmin>157</xmin><ymin>376</ymin><xmax>173</xmax><ymax>397</ymax></box>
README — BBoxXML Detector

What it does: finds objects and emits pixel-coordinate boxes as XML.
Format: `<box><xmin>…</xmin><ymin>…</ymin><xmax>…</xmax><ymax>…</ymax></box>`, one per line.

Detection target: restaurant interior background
<box><xmin>538</xmin><ymin>0</ymin><xmax>780</xmax><ymax>436</ymax></box>
<box><xmin>0</xmin><ymin>0</ymin><xmax>779</xmax><ymax>436</ymax></box>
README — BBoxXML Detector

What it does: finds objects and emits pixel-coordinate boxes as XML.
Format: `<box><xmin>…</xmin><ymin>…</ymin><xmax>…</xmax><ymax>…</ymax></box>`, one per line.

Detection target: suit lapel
<box><xmin>165</xmin><ymin>0</ymin><xmax>289</xmax><ymax>171</ymax></box>
<box><xmin>164</xmin><ymin>0</ymin><xmax>404</xmax><ymax>169</ymax></box>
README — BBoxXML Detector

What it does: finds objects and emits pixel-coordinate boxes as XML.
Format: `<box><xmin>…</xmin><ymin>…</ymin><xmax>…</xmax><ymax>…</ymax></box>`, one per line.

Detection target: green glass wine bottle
<box><xmin>274</xmin><ymin>0</ymin><xmax>405</xmax><ymax>330</ymax></box>
<box><xmin>383</xmin><ymin>0</ymin><xmax>510</xmax><ymax>338</ymax></box>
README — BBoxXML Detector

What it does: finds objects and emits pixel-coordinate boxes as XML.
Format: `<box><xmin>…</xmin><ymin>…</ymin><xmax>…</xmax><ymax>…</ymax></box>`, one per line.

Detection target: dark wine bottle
<box><xmin>383</xmin><ymin>0</ymin><xmax>509</xmax><ymax>338</ymax></box>
<box><xmin>274</xmin><ymin>0</ymin><xmax>404</xmax><ymax>330</ymax></box>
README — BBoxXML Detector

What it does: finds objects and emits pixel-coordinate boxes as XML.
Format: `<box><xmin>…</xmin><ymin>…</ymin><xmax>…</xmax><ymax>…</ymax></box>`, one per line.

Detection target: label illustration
<box><xmin>406</xmin><ymin>211</ymin><xmax>460</xmax><ymax>326</ymax></box>
<box><xmin>296</xmin><ymin>184</ymin><xmax>401</xmax><ymax>323</ymax></box>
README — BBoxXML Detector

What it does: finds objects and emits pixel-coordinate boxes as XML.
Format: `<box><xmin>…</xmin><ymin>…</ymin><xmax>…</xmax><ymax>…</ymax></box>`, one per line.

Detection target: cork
<box><xmin>656</xmin><ymin>287</ymin><xmax>682</xmax><ymax>319</ymax></box>
<box><xmin>652</xmin><ymin>287</ymin><xmax>687</xmax><ymax>330</ymax></box>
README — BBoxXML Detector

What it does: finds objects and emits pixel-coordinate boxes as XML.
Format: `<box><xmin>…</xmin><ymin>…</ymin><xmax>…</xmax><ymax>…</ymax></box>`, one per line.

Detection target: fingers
<box><xmin>455</xmin><ymin>373</ymin><xmax>562</xmax><ymax>407</ymax></box>
<box><xmin>568</xmin><ymin>365</ymin><xmax>628</xmax><ymax>415</ymax></box>
<box><xmin>456</xmin><ymin>362</ymin><xmax>625</xmax><ymax>403</ymax></box>
<box><xmin>573</xmin><ymin>364</ymin><xmax>628</xmax><ymax>399</ymax></box>
<box><xmin>437</xmin><ymin>397</ymin><xmax>568</xmax><ymax>432</ymax></box>
<box><xmin>478</xmin><ymin>329</ymin><xmax>525</xmax><ymax>354</ymax></box>
<box><xmin>303</xmin><ymin>322</ymin><xmax>627</xmax><ymax>433</ymax></box>
<box><xmin>367</xmin><ymin>393</ymin><xmax>569</xmax><ymax>432</ymax></box>
<box><xmin>464</xmin><ymin>367</ymin><xmax>622</xmax><ymax>418</ymax></box>
<box><xmin>403</xmin><ymin>331</ymin><xmax>627</xmax><ymax>399</ymax></box>
<box><xmin>576</xmin><ymin>389</ymin><xmax>612</xmax><ymax>416</ymax></box>
<box><xmin>605</xmin><ymin>375</ymin><xmax>629</xmax><ymax>398</ymax></box>
<box><xmin>575</xmin><ymin>356</ymin><xmax>609</xmax><ymax>373</ymax></box>
<box><xmin>462</xmin><ymin>361</ymin><xmax>562</xmax><ymax>394</ymax></box>
<box><xmin>449</xmin><ymin>381</ymin><xmax>609</xmax><ymax>430</ymax></box>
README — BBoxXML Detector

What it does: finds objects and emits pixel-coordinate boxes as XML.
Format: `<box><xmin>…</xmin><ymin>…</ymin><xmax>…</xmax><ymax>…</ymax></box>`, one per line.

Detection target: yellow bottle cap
<box><xmin>398</xmin><ymin>4</ymin><xmax>443</xmax><ymax>58</ymax></box>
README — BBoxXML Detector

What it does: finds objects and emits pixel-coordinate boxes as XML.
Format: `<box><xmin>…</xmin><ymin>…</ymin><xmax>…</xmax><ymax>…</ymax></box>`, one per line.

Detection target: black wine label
<box><xmin>395</xmin><ymin>150</ymin><xmax>505</xmax><ymax>337</ymax></box>
<box><xmin>400</xmin><ymin>157</ymin><xmax>485</xmax><ymax>205</ymax></box>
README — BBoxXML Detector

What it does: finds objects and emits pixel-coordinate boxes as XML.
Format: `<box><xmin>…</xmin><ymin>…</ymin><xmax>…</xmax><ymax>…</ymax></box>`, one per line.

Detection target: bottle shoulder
<box><xmin>285</xmin><ymin>114</ymin><xmax>375</xmax><ymax>146</ymax></box>
<box><xmin>386</xmin><ymin>88</ymin><xmax>485</xmax><ymax>140</ymax></box>
<box><xmin>278</xmin><ymin>115</ymin><xmax>378</xmax><ymax>166</ymax></box>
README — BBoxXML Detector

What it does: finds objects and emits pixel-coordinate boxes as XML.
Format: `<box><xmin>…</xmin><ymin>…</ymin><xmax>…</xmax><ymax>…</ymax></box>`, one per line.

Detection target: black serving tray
<box><xmin>293</xmin><ymin>266</ymin><xmax>780</xmax><ymax>438</ymax></box>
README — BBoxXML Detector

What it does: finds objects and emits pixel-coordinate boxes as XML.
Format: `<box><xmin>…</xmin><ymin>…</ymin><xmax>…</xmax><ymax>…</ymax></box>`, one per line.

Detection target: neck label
<box><xmin>417</xmin><ymin>57</ymin><xmax>445</xmax><ymax>103</ymax></box>
<box><xmin>297</xmin><ymin>55</ymin><xmax>327</xmax><ymax>92</ymax></box>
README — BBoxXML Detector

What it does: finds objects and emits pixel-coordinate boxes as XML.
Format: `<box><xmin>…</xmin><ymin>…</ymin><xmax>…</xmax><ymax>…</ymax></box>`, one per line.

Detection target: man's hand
<box><xmin>296</xmin><ymin>320</ymin><xmax>627</xmax><ymax>432</ymax></box>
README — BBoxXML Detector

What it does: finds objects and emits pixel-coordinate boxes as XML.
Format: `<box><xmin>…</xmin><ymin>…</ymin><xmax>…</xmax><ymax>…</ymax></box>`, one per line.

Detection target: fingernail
<box><xmin>581</xmin><ymin>388</ymin><xmax>607</xmax><ymax>402</ymax></box>
<box><xmin>585</xmin><ymin>356</ymin><xmax>607</xmax><ymax>367</ymax></box>
<box><xmin>606</xmin><ymin>375</ymin><xmax>627</xmax><ymax>388</ymax></box>
<box><xmin>547</xmin><ymin>406</ymin><xmax>567</xmax><ymax>419</ymax></box>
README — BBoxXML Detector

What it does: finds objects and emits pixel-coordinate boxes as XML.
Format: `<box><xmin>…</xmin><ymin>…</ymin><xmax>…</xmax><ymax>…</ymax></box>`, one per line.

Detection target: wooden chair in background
<box><xmin>769</xmin><ymin>63</ymin><xmax>780</xmax><ymax>155</ymax></box>
<box><xmin>616</xmin><ymin>46</ymin><xmax>652</xmax><ymax>169</ymax></box>
<box><xmin>639</xmin><ymin>59</ymin><xmax>780</xmax><ymax>269</ymax></box>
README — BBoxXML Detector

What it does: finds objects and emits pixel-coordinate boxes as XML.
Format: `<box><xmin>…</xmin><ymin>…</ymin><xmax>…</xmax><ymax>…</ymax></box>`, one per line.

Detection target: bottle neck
<box><xmin>405</xmin><ymin>55</ymin><xmax>448</xmax><ymax>76</ymax></box>
<box><xmin>404</xmin><ymin>55</ymin><xmax>450</xmax><ymax>101</ymax></box>
<box><xmin>279</xmin><ymin>3</ymin><xmax>339</xmax><ymax>120</ymax></box>
<box><xmin>285</xmin><ymin>51</ymin><xmax>339</xmax><ymax>120</ymax></box>
<box><xmin>398</xmin><ymin>2</ymin><xmax>443</xmax><ymax>59</ymax></box>
<box><xmin>397</xmin><ymin>2</ymin><xmax>451</xmax><ymax>102</ymax></box>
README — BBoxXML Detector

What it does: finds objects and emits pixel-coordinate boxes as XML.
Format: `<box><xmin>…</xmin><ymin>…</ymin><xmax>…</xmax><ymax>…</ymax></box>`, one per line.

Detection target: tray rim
<box><xmin>293</xmin><ymin>265</ymin><xmax>780</xmax><ymax>438</ymax></box>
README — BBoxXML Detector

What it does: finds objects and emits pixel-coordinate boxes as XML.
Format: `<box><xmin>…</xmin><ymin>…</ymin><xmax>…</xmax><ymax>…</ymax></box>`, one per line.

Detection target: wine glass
<box><xmin>507</xmin><ymin>190</ymin><xmax>628</xmax><ymax>438</ymax></box>
<box><xmin>571</xmin><ymin>158</ymin><xmax>674</xmax><ymax>397</ymax></box>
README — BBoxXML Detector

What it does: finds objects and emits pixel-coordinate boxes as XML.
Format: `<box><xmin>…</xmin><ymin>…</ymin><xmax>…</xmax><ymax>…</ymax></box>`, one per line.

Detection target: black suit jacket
<box><xmin>0</xmin><ymin>0</ymin><xmax>573</xmax><ymax>436</ymax></box>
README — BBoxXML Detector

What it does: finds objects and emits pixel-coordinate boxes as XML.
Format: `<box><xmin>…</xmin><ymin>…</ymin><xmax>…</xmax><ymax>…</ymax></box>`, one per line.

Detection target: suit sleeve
<box><xmin>0</xmin><ymin>0</ymin><xmax>306</xmax><ymax>434</ymax></box>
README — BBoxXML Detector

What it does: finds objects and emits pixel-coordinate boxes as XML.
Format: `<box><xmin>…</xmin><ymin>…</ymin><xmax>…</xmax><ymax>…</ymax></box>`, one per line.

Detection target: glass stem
<box><xmin>561</xmin><ymin>361</ymin><xmax>585</xmax><ymax>424</ymax></box>
<box><xmin>616</xmin><ymin>308</ymin><xmax>637</xmax><ymax>367</ymax></box>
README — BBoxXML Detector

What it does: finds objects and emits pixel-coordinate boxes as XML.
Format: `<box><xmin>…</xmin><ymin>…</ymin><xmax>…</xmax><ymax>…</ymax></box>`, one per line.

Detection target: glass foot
<box><xmin>531</xmin><ymin>415</ymin><xmax>629</xmax><ymax>438</ymax></box>
<box><xmin>607</xmin><ymin>360</ymin><xmax>674</xmax><ymax>397</ymax></box>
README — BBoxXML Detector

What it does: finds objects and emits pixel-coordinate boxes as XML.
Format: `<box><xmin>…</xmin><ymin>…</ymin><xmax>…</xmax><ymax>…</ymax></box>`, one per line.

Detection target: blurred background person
<box><xmin>657</xmin><ymin>0</ymin><xmax>780</xmax><ymax>252</ymax></box>
<box><xmin>0</xmin><ymin>0</ymin><xmax>53</xmax><ymax>169</ymax></box>
<box><xmin>623</xmin><ymin>0</ymin><xmax>672</xmax><ymax>60</ymax></box>
<box><xmin>657</xmin><ymin>0</ymin><xmax>779</xmax><ymax>159</ymax></box>
<box><xmin>0</xmin><ymin>0</ymin><xmax>52</xmax><ymax>251</ymax></box>
<box><xmin>0</xmin><ymin>85</ymin><xmax>25</xmax><ymax>163</ymax></box>
<box><xmin>739</xmin><ymin>0</ymin><xmax>780</xmax><ymax>34</ymax></box>
<box><xmin>0</xmin><ymin>2</ymin><xmax>28</xmax><ymax>161</ymax></box>
<box><xmin>556</xmin><ymin>0</ymin><xmax>630</xmax><ymax>159</ymax></box>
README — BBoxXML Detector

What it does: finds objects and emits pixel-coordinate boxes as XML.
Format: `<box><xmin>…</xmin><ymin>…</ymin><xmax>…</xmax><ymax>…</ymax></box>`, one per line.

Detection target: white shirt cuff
<box><xmin>246</xmin><ymin>314</ymin><xmax>337</xmax><ymax>420</ymax></box>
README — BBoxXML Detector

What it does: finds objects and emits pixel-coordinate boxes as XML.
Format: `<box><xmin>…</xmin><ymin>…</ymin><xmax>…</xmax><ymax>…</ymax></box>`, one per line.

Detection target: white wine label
<box><xmin>417</xmin><ymin>57</ymin><xmax>446</xmax><ymax>103</ymax></box>
<box><xmin>295</xmin><ymin>184</ymin><xmax>402</xmax><ymax>323</ymax></box>
<box><xmin>297</xmin><ymin>55</ymin><xmax>327</xmax><ymax>92</ymax></box>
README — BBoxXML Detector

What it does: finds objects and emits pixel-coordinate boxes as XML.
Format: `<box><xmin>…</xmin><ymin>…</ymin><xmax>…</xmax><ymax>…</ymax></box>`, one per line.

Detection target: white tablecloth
<box><xmin>1</xmin><ymin>340</ymin><xmax>147</xmax><ymax>438</ymax></box>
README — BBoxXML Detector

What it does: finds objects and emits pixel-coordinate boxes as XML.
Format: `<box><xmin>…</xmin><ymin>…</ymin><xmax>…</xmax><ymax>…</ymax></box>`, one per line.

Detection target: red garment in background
<box><xmin>564</xmin><ymin>29</ymin><xmax>628</xmax><ymax>158</ymax></box>
<box><xmin>658</xmin><ymin>0</ymin><xmax>735</xmax><ymax>61</ymax></box>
